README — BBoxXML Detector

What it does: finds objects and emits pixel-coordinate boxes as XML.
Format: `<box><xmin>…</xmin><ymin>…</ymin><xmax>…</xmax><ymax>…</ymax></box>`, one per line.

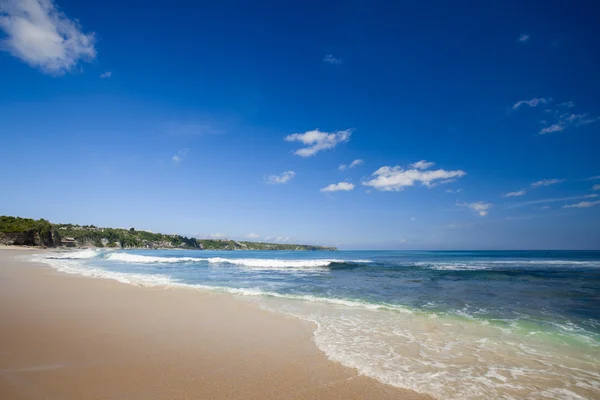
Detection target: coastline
<box><xmin>0</xmin><ymin>248</ymin><xmax>430</xmax><ymax>400</ymax></box>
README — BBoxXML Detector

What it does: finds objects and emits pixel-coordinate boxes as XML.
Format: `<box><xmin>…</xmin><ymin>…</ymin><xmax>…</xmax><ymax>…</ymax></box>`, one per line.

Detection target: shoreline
<box><xmin>0</xmin><ymin>248</ymin><xmax>430</xmax><ymax>399</ymax></box>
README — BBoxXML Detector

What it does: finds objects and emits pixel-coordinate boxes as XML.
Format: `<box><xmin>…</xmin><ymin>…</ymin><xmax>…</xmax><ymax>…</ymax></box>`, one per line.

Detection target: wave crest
<box><xmin>103</xmin><ymin>253</ymin><xmax>372</xmax><ymax>269</ymax></box>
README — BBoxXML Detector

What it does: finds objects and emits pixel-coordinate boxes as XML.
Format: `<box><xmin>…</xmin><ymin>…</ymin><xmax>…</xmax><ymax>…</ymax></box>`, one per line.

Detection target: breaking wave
<box><xmin>103</xmin><ymin>253</ymin><xmax>372</xmax><ymax>269</ymax></box>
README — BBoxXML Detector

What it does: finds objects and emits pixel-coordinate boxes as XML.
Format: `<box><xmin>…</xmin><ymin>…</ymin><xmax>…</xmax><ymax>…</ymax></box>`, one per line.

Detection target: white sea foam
<box><xmin>414</xmin><ymin>259</ymin><xmax>600</xmax><ymax>270</ymax></box>
<box><xmin>427</xmin><ymin>264</ymin><xmax>490</xmax><ymax>271</ymax></box>
<box><xmin>37</xmin><ymin>255</ymin><xmax>176</xmax><ymax>287</ymax></box>
<box><xmin>49</xmin><ymin>249</ymin><xmax>101</xmax><ymax>259</ymax></box>
<box><xmin>254</xmin><ymin>297</ymin><xmax>600</xmax><ymax>400</ymax></box>
<box><xmin>105</xmin><ymin>253</ymin><xmax>203</xmax><ymax>264</ymax></box>
<box><xmin>103</xmin><ymin>253</ymin><xmax>371</xmax><ymax>269</ymax></box>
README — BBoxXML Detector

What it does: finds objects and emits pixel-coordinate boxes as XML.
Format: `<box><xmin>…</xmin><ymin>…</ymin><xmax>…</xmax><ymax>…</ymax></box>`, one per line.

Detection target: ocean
<box><xmin>33</xmin><ymin>249</ymin><xmax>600</xmax><ymax>399</ymax></box>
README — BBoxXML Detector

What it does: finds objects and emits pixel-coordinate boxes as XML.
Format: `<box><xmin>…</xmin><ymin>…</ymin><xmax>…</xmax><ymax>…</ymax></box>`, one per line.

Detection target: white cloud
<box><xmin>0</xmin><ymin>0</ymin><xmax>96</xmax><ymax>75</ymax></box>
<box><xmin>285</xmin><ymin>129</ymin><xmax>351</xmax><ymax>157</ymax></box>
<box><xmin>506</xmin><ymin>194</ymin><xmax>597</xmax><ymax>209</ymax></box>
<box><xmin>538</xmin><ymin>111</ymin><xmax>599</xmax><ymax>135</ymax></box>
<box><xmin>593</xmin><ymin>184</ymin><xmax>600</xmax><ymax>191</ymax></box>
<box><xmin>588</xmin><ymin>176</ymin><xmax>600</xmax><ymax>180</ymax></box>
<box><xmin>350</xmin><ymin>159</ymin><xmax>364</xmax><ymax>168</ymax></box>
<box><xmin>563</xmin><ymin>200</ymin><xmax>600</xmax><ymax>209</ymax></box>
<box><xmin>339</xmin><ymin>159</ymin><xmax>364</xmax><ymax>170</ymax></box>
<box><xmin>517</xmin><ymin>34</ymin><xmax>530</xmax><ymax>43</ymax></box>
<box><xmin>166</xmin><ymin>121</ymin><xmax>224</xmax><ymax>137</ymax></box>
<box><xmin>459</xmin><ymin>201</ymin><xmax>492</xmax><ymax>217</ymax></box>
<box><xmin>446</xmin><ymin>188</ymin><xmax>462</xmax><ymax>193</ymax></box>
<box><xmin>503</xmin><ymin>189</ymin><xmax>527</xmax><ymax>197</ymax></box>
<box><xmin>321</xmin><ymin>182</ymin><xmax>355</xmax><ymax>193</ymax></box>
<box><xmin>209</xmin><ymin>233</ymin><xmax>227</xmax><ymax>239</ymax></box>
<box><xmin>323</xmin><ymin>54</ymin><xmax>343</xmax><ymax>64</ymax></box>
<box><xmin>565</xmin><ymin>113</ymin><xmax>600</xmax><ymax>126</ymax></box>
<box><xmin>99</xmin><ymin>71</ymin><xmax>112</xmax><ymax>78</ymax></box>
<box><xmin>512</xmin><ymin>97</ymin><xmax>548</xmax><ymax>110</ymax></box>
<box><xmin>531</xmin><ymin>178</ymin><xmax>565</xmax><ymax>187</ymax></box>
<box><xmin>410</xmin><ymin>160</ymin><xmax>435</xmax><ymax>170</ymax></box>
<box><xmin>266</xmin><ymin>171</ymin><xmax>295</xmax><ymax>184</ymax></box>
<box><xmin>363</xmin><ymin>163</ymin><xmax>466</xmax><ymax>191</ymax></box>
<box><xmin>275</xmin><ymin>236</ymin><xmax>290</xmax><ymax>243</ymax></box>
<box><xmin>541</xmin><ymin>206</ymin><xmax>551</xmax><ymax>210</ymax></box>
<box><xmin>246</xmin><ymin>233</ymin><xmax>260</xmax><ymax>239</ymax></box>
<box><xmin>539</xmin><ymin>124</ymin><xmax>564</xmax><ymax>135</ymax></box>
<box><xmin>172</xmin><ymin>148</ymin><xmax>189</xmax><ymax>164</ymax></box>
<box><xmin>559</xmin><ymin>101</ymin><xmax>575</xmax><ymax>108</ymax></box>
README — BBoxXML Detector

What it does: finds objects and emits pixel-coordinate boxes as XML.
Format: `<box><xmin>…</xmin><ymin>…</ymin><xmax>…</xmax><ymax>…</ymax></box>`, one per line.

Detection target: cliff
<box><xmin>0</xmin><ymin>216</ymin><xmax>61</xmax><ymax>247</ymax></box>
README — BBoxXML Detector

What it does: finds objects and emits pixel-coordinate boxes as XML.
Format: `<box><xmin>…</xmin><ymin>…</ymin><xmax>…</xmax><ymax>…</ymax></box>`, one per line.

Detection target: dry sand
<box><xmin>0</xmin><ymin>248</ymin><xmax>431</xmax><ymax>400</ymax></box>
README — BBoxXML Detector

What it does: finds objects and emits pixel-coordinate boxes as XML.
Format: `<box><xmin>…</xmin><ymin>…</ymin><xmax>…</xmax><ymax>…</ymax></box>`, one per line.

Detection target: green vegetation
<box><xmin>0</xmin><ymin>216</ymin><xmax>52</xmax><ymax>233</ymax></box>
<box><xmin>0</xmin><ymin>216</ymin><xmax>59</xmax><ymax>247</ymax></box>
<box><xmin>1</xmin><ymin>216</ymin><xmax>335</xmax><ymax>251</ymax></box>
<box><xmin>55</xmin><ymin>224</ymin><xmax>202</xmax><ymax>249</ymax></box>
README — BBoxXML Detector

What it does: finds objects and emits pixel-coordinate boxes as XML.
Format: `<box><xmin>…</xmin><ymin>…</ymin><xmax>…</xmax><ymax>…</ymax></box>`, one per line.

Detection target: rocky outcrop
<box><xmin>0</xmin><ymin>227</ymin><xmax>61</xmax><ymax>247</ymax></box>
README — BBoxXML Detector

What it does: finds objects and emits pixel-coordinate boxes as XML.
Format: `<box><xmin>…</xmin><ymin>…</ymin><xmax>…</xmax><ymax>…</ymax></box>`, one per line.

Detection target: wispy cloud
<box><xmin>246</xmin><ymin>233</ymin><xmax>260</xmax><ymax>239</ymax></box>
<box><xmin>563</xmin><ymin>200</ymin><xmax>600</xmax><ymax>209</ymax></box>
<box><xmin>209</xmin><ymin>233</ymin><xmax>227</xmax><ymax>239</ymax></box>
<box><xmin>446</xmin><ymin>188</ymin><xmax>462</xmax><ymax>193</ymax></box>
<box><xmin>323</xmin><ymin>54</ymin><xmax>343</xmax><ymax>64</ymax></box>
<box><xmin>320</xmin><ymin>182</ymin><xmax>355</xmax><ymax>193</ymax></box>
<box><xmin>285</xmin><ymin>129</ymin><xmax>351</xmax><ymax>157</ymax></box>
<box><xmin>264</xmin><ymin>236</ymin><xmax>290</xmax><ymax>243</ymax></box>
<box><xmin>339</xmin><ymin>159</ymin><xmax>364</xmax><ymax>170</ymax></box>
<box><xmin>513</xmin><ymin>97</ymin><xmax>549</xmax><ymax>110</ymax></box>
<box><xmin>532</xmin><ymin>178</ymin><xmax>565</xmax><ymax>187</ymax></box>
<box><xmin>350</xmin><ymin>159</ymin><xmax>363</xmax><ymax>168</ymax></box>
<box><xmin>266</xmin><ymin>171</ymin><xmax>295</xmax><ymax>184</ymax></box>
<box><xmin>459</xmin><ymin>202</ymin><xmax>492</xmax><ymax>217</ymax></box>
<box><xmin>538</xmin><ymin>111</ymin><xmax>599</xmax><ymax>135</ymax></box>
<box><xmin>506</xmin><ymin>194</ymin><xmax>598</xmax><ymax>209</ymax></box>
<box><xmin>0</xmin><ymin>0</ymin><xmax>96</xmax><ymax>75</ymax></box>
<box><xmin>593</xmin><ymin>184</ymin><xmax>600</xmax><ymax>191</ymax></box>
<box><xmin>166</xmin><ymin>121</ymin><xmax>223</xmax><ymax>137</ymax></box>
<box><xmin>410</xmin><ymin>160</ymin><xmax>435</xmax><ymax>170</ymax></box>
<box><xmin>539</xmin><ymin>124</ymin><xmax>564</xmax><ymax>135</ymax></box>
<box><xmin>565</xmin><ymin>113</ymin><xmax>600</xmax><ymax>126</ymax></box>
<box><xmin>363</xmin><ymin>161</ymin><xmax>466</xmax><ymax>191</ymax></box>
<box><xmin>503</xmin><ymin>189</ymin><xmax>527</xmax><ymax>197</ymax></box>
<box><xmin>99</xmin><ymin>71</ymin><xmax>112</xmax><ymax>78</ymax></box>
<box><xmin>588</xmin><ymin>176</ymin><xmax>600</xmax><ymax>180</ymax></box>
<box><xmin>517</xmin><ymin>34</ymin><xmax>530</xmax><ymax>43</ymax></box>
<box><xmin>172</xmin><ymin>148</ymin><xmax>189</xmax><ymax>164</ymax></box>
<box><xmin>559</xmin><ymin>101</ymin><xmax>575</xmax><ymax>108</ymax></box>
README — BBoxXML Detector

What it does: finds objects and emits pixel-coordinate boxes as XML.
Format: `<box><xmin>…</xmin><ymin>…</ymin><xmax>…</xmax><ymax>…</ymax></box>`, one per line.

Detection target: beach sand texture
<box><xmin>0</xmin><ymin>249</ymin><xmax>430</xmax><ymax>400</ymax></box>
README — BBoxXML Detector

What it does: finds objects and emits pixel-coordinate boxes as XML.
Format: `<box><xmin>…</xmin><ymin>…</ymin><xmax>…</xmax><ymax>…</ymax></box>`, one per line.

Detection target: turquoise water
<box><xmin>36</xmin><ymin>249</ymin><xmax>600</xmax><ymax>399</ymax></box>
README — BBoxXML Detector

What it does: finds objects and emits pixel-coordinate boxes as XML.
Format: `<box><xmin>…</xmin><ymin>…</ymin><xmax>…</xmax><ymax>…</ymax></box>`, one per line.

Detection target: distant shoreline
<box><xmin>0</xmin><ymin>216</ymin><xmax>336</xmax><ymax>251</ymax></box>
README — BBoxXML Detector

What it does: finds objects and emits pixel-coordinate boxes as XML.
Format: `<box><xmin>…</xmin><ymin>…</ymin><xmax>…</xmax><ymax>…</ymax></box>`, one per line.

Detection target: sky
<box><xmin>1</xmin><ymin>0</ymin><xmax>599</xmax><ymax>250</ymax></box>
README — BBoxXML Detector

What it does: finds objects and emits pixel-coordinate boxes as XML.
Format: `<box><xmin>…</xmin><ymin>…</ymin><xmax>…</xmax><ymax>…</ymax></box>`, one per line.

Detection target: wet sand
<box><xmin>0</xmin><ymin>248</ymin><xmax>431</xmax><ymax>400</ymax></box>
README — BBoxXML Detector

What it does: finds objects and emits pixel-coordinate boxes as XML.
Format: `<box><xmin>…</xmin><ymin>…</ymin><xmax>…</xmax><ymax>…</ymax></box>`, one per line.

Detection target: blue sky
<box><xmin>1</xmin><ymin>0</ymin><xmax>599</xmax><ymax>249</ymax></box>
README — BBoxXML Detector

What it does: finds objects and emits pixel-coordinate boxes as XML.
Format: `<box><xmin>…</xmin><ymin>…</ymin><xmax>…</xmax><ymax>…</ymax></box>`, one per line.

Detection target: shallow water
<box><xmin>34</xmin><ymin>249</ymin><xmax>600</xmax><ymax>399</ymax></box>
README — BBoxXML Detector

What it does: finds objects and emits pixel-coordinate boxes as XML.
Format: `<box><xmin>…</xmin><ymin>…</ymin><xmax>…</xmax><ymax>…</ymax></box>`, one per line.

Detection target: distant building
<box><xmin>61</xmin><ymin>237</ymin><xmax>77</xmax><ymax>247</ymax></box>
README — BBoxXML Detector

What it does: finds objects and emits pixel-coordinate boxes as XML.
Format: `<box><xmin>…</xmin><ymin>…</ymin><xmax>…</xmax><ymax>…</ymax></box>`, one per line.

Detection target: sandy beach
<box><xmin>0</xmin><ymin>248</ymin><xmax>430</xmax><ymax>400</ymax></box>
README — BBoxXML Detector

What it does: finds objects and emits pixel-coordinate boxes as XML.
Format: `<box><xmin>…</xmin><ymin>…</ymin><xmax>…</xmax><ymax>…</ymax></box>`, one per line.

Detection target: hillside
<box><xmin>0</xmin><ymin>216</ymin><xmax>336</xmax><ymax>251</ymax></box>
